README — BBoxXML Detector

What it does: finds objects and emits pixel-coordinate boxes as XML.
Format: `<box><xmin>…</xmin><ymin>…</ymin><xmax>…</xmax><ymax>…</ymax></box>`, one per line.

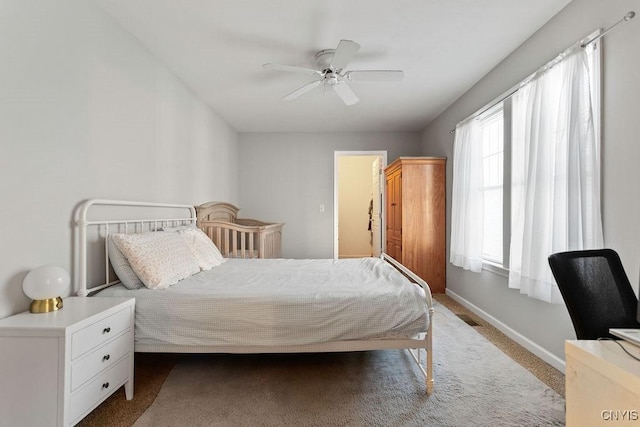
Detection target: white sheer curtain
<box><xmin>450</xmin><ymin>118</ymin><xmax>484</xmax><ymax>273</ymax></box>
<box><xmin>509</xmin><ymin>46</ymin><xmax>603</xmax><ymax>303</ymax></box>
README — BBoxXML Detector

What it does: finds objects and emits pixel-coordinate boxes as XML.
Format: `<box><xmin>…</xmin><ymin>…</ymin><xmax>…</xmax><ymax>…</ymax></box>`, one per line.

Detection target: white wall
<box><xmin>238</xmin><ymin>132</ymin><xmax>422</xmax><ymax>258</ymax></box>
<box><xmin>421</xmin><ymin>0</ymin><xmax>640</xmax><ymax>364</ymax></box>
<box><xmin>338</xmin><ymin>156</ymin><xmax>378</xmax><ymax>258</ymax></box>
<box><xmin>0</xmin><ymin>0</ymin><xmax>238</xmax><ymax>317</ymax></box>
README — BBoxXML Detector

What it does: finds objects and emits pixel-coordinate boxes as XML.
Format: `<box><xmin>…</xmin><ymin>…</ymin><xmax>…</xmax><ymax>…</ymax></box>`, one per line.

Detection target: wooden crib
<box><xmin>195</xmin><ymin>202</ymin><xmax>284</xmax><ymax>259</ymax></box>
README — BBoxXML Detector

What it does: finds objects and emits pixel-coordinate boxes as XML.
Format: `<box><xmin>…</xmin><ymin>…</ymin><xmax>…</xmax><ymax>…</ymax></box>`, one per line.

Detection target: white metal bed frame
<box><xmin>75</xmin><ymin>199</ymin><xmax>434</xmax><ymax>394</ymax></box>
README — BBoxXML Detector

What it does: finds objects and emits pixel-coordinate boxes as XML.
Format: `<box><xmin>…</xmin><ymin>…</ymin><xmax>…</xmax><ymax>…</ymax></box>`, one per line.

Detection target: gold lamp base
<box><xmin>29</xmin><ymin>297</ymin><xmax>63</xmax><ymax>313</ymax></box>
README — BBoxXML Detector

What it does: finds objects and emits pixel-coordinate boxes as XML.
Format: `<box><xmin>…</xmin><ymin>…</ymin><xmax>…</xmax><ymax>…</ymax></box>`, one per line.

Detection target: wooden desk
<box><xmin>565</xmin><ymin>340</ymin><xmax>640</xmax><ymax>426</ymax></box>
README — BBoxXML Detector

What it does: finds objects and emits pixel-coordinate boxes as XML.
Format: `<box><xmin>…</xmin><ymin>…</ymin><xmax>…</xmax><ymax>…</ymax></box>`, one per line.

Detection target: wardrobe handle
<box><xmin>102</xmin><ymin>354</ymin><xmax>111</xmax><ymax>362</ymax></box>
<box><xmin>103</xmin><ymin>327</ymin><xmax>111</xmax><ymax>334</ymax></box>
<box><xmin>102</xmin><ymin>382</ymin><xmax>110</xmax><ymax>389</ymax></box>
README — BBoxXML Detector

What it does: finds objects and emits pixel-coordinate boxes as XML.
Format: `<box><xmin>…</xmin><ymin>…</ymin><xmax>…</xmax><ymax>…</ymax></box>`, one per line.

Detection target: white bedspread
<box><xmin>97</xmin><ymin>257</ymin><xmax>429</xmax><ymax>348</ymax></box>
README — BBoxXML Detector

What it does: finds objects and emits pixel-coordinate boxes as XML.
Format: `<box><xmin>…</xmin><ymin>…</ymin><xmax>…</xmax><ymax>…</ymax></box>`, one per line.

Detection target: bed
<box><xmin>75</xmin><ymin>199</ymin><xmax>434</xmax><ymax>394</ymax></box>
<box><xmin>195</xmin><ymin>202</ymin><xmax>283</xmax><ymax>259</ymax></box>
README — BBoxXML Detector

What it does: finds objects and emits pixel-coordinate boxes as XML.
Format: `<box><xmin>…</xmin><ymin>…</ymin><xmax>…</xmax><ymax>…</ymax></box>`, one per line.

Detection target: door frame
<box><xmin>333</xmin><ymin>150</ymin><xmax>387</xmax><ymax>259</ymax></box>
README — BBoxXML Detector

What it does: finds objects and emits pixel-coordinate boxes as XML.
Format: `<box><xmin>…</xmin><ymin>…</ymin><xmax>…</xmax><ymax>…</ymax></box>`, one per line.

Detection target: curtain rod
<box><xmin>449</xmin><ymin>10</ymin><xmax>636</xmax><ymax>134</ymax></box>
<box><xmin>580</xmin><ymin>11</ymin><xmax>635</xmax><ymax>47</ymax></box>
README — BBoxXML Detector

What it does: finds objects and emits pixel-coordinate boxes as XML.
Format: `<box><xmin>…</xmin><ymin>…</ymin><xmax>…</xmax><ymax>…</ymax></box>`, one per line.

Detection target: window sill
<box><xmin>482</xmin><ymin>261</ymin><xmax>509</xmax><ymax>278</ymax></box>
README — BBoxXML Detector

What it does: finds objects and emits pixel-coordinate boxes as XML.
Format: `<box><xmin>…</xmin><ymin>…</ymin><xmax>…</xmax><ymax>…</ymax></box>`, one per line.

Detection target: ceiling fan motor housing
<box><xmin>325</xmin><ymin>72</ymin><xmax>339</xmax><ymax>85</ymax></box>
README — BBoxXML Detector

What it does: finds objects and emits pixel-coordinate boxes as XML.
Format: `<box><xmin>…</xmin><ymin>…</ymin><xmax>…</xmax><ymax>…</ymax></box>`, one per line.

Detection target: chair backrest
<box><xmin>548</xmin><ymin>249</ymin><xmax>640</xmax><ymax>340</ymax></box>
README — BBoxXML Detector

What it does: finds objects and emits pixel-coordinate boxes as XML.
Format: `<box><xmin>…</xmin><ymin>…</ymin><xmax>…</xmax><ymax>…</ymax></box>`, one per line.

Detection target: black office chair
<box><xmin>548</xmin><ymin>249</ymin><xmax>640</xmax><ymax>340</ymax></box>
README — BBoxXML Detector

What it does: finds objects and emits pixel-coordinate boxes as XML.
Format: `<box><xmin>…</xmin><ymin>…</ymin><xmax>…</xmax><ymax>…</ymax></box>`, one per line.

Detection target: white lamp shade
<box><xmin>22</xmin><ymin>265</ymin><xmax>70</xmax><ymax>300</ymax></box>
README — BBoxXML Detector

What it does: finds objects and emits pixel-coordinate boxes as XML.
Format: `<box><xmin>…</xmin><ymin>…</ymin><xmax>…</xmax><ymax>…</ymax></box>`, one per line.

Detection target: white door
<box><xmin>371</xmin><ymin>157</ymin><xmax>383</xmax><ymax>257</ymax></box>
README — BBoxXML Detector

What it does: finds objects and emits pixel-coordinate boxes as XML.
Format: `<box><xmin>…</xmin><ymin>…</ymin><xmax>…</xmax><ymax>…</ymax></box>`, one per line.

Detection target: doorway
<box><xmin>334</xmin><ymin>151</ymin><xmax>387</xmax><ymax>259</ymax></box>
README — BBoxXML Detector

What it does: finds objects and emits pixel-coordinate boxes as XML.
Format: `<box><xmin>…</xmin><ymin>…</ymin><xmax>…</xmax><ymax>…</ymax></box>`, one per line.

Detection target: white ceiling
<box><xmin>94</xmin><ymin>0</ymin><xmax>571</xmax><ymax>133</ymax></box>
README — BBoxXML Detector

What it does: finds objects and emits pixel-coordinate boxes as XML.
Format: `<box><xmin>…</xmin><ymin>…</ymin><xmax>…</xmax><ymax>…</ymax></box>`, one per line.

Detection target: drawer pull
<box><xmin>102</xmin><ymin>382</ymin><xmax>110</xmax><ymax>389</ymax></box>
<box><xmin>103</xmin><ymin>327</ymin><xmax>111</xmax><ymax>334</ymax></box>
<box><xmin>103</xmin><ymin>354</ymin><xmax>111</xmax><ymax>362</ymax></box>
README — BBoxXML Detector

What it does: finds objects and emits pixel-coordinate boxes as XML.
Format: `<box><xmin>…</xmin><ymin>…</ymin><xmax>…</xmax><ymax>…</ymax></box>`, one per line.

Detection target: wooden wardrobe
<box><xmin>385</xmin><ymin>157</ymin><xmax>446</xmax><ymax>293</ymax></box>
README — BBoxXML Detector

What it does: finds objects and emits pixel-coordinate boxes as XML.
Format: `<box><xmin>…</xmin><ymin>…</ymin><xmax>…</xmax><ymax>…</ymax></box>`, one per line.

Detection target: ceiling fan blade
<box><xmin>282</xmin><ymin>80</ymin><xmax>323</xmax><ymax>101</ymax></box>
<box><xmin>344</xmin><ymin>70</ymin><xmax>404</xmax><ymax>82</ymax></box>
<box><xmin>263</xmin><ymin>63</ymin><xmax>322</xmax><ymax>76</ymax></box>
<box><xmin>330</xmin><ymin>39</ymin><xmax>360</xmax><ymax>71</ymax></box>
<box><xmin>332</xmin><ymin>81</ymin><xmax>359</xmax><ymax>106</ymax></box>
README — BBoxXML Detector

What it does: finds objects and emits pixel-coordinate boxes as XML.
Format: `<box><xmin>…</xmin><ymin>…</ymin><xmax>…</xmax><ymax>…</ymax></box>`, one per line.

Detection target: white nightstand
<box><xmin>0</xmin><ymin>297</ymin><xmax>135</xmax><ymax>426</ymax></box>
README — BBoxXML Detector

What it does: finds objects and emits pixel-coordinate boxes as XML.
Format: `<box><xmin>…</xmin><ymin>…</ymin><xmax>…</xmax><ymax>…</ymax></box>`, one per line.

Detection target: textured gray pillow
<box><xmin>108</xmin><ymin>236</ymin><xmax>144</xmax><ymax>289</ymax></box>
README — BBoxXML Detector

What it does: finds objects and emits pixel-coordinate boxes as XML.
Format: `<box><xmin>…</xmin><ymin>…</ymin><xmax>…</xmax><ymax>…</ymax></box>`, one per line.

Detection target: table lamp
<box><xmin>22</xmin><ymin>265</ymin><xmax>70</xmax><ymax>313</ymax></box>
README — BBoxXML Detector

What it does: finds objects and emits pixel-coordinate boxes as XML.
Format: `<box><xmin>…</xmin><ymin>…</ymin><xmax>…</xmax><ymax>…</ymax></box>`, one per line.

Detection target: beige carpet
<box><xmin>132</xmin><ymin>301</ymin><xmax>565</xmax><ymax>426</ymax></box>
<box><xmin>433</xmin><ymin>294</ymin><xmax>565</xmax><ymax>397</ymax></box>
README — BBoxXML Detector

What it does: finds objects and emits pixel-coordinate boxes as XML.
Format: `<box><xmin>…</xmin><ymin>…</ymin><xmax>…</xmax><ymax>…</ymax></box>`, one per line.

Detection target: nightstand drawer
<box><xmin>71</xmin><ymin>330</ymin><xmax>132</xmax><ymax>391</ymax></box>
<box><xmin>70</xmin><ymin>354</ymin><xmax>131</xmax><ymax>424</ymax></box>
<box><xmin>71</xmin><ymin>306</ymin><xmax>131</xmax><ymax>359</ymax></box>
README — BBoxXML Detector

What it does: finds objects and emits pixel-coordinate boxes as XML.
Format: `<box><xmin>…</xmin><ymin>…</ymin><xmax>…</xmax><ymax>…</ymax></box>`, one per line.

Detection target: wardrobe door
<box><xmin>385</xmin><ymin>167</ymin><xmax>402</xmax><ymax>261</ymax></box>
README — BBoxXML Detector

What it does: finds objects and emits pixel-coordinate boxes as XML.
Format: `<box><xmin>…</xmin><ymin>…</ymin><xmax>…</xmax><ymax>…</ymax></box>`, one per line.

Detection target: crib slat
<box><xmin>224</xmin><ymin>229</ymin><xmax>230</xmax><ymax>257</ymax></box>
<box><xmin>232</xmin><ymin>230</ymin><xmax>238</xmax><ymax>258</ymax></box>
<box><xmin>248</xmin><ymin>234</ymin><xmax>254</xmax><ymax>259</ymax></box>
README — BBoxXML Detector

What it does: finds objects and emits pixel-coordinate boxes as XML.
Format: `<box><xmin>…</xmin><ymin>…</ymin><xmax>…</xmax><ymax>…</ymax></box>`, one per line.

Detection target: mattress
<box><xmin>96</xmin><ymin>257</ymin><xmax>429</xmax><ymax>348</ymax></box>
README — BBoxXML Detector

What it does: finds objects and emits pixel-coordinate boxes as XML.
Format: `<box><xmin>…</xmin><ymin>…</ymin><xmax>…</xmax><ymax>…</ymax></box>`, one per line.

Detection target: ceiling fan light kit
<box><xmin>263</xmin><ymin>39</ymin><xmax>404</xmax><ymax>106</ymax></box>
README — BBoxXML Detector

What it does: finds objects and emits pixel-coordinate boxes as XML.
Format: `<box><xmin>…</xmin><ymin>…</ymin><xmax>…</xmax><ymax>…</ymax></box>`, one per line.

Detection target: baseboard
<box><xmin>338</xmin><ymin>254</ymin><xmax>372</xmax><ymax>259</ymax></box>
<box><xmin>445</xmin><ymin>289</ymin><xmax>566</xmax><ymax>373</ymax></box>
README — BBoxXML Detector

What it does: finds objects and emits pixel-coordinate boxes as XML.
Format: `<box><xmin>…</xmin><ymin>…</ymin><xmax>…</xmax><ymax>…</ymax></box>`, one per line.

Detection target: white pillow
<box><xmin>107</xmin><ymin>237</ymin><xmax>144</xmax><ymax>290</ymax></box>
<box><xmin>111</xmin><ymin>231</ymin><xmax>201</xmax><ymax>289</ymax></box>
<box><xmin>176</xmin><ymin>228</ymin><xmax>226</xmax><ymax>270</ymax></box>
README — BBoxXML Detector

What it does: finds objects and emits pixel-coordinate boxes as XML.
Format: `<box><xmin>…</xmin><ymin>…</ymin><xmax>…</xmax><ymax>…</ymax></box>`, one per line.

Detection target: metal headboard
<box><xmin>75</xmin><ymin>199</ymin><xmax>197</xmax><ymax>296</ymax></box>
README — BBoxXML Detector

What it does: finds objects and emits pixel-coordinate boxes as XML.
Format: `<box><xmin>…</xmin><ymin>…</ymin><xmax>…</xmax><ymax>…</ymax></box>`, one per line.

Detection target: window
<box><xmin>475</xmin><ymin>41</ymin><xmax>601</xmax><ymax>272</ymax></box>
<box><xmin>451</xmin><ymin>35</ymin><xmax>603</xmax><ymax>302</ymax></box>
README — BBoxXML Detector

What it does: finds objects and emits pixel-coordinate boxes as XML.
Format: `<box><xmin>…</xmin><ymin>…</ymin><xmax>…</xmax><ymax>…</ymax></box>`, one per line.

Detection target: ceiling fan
<box><xmin>263</xmin><ymin>39</ymin><xmax>404</xmax><ymax>106</ymax></box>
